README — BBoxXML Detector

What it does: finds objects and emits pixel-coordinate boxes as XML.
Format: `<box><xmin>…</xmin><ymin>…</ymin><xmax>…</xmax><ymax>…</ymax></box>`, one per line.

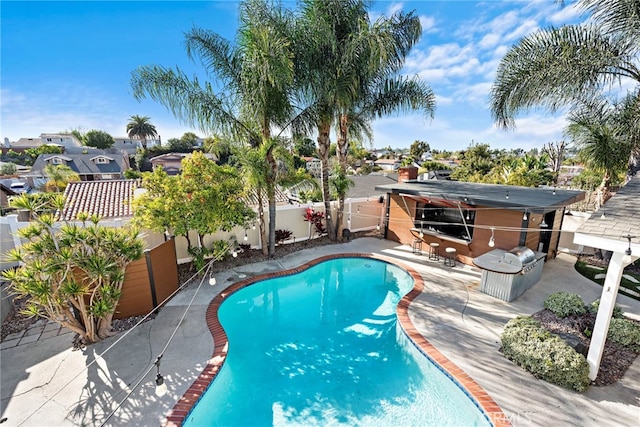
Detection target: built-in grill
<box><xmin>472</xmin><ymin>246</ymin><xmax>546</xmax><ymax>302</ymax></box>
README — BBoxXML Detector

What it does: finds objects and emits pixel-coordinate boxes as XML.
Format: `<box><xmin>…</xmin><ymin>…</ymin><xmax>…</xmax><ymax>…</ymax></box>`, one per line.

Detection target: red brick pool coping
<box><xmin>164</xmin><ymin>253</ymin><xmax>511</xmax><ymax>427</ymax></box>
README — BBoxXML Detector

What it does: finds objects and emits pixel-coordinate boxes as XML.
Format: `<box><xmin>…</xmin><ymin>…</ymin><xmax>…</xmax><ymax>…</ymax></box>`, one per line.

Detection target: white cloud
<box><xmin>419</xmin><ymin>15</ymin><xmax>437</xmax><ymax>33</ymax></box>
<box><xmin>478</xmin><ymin>33</ymin><xmax>501</xmax><ymax>50</ymax></box>
<box><xmin>435</xmin><ymin>94</ymin><xmax>453</xmax><ymax>106</ymax></box>
<box><xmin>386</xmin><ymin>2</ymin><xmax>404</xmax><ymax>16</ymax></box>
<box><xmin>548</xmin><ymin>2</ymin><xmax>583</xmax><ymax>25</ymax></box>
<box><xmin>504</xmin><ymin>19</ymin><xmax>539</xmax><ymax>42</ymax></box>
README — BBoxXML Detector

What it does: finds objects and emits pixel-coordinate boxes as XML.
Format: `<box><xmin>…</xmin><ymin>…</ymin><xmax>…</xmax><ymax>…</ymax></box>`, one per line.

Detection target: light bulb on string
<box><xmin>465</xmin><ymin>211</ymin><xmax>470</xmax><ymax>221</ymax></box>
<box><xmin>488</xmin><ymin>227</ymin><xmax>495</xmax><ymax>247</ymax></box>
<box><xmin>243</xmin><ymin>231</ymin><xmax>248</xmax><ymax>241</ymax></box>
<box><xmin>523</xmin><ymin>210</ymin><xmax>528</xmax><ymax>221</ymax></box>
<box><xmin>154</xmin><ymin>356</ymin><xmax>168</xmax><ymax>397</ymax></box>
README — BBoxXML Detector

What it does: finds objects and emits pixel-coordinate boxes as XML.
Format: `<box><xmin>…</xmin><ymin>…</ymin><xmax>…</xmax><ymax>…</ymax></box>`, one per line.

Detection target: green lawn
<box><xmin>574</xmin><ymin>260</ymin><xmax>640</xmax><ymax>301</ymax></box>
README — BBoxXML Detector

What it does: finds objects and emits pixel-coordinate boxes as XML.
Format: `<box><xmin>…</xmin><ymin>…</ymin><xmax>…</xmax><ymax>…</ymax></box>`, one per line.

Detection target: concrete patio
<box><xmin>1</xmin><ymin>237</ymin><xmax>638</xmax><ymax>426</ymax></box>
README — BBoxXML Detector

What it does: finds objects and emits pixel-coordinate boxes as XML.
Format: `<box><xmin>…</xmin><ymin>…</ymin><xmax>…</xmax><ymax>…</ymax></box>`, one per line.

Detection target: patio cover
<box><xmin>573</xmin><ymin>176</ymin><xmax>640</xmax><ymax>380</ymax></box>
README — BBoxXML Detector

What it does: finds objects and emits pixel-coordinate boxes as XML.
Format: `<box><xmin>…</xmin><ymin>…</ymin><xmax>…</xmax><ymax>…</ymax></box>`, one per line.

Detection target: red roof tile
<box><xmin>60</xmin><ymin>180</ymin><xmax>139</xmax><ymax>220</ymax></box>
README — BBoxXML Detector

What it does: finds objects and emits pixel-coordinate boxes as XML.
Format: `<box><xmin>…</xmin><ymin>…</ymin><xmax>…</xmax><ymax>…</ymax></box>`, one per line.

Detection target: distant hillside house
<box><xmin>39</xmin><ymin>133</ymin><xmax>83</xmax><ymax>149</ymax></box>
<box><xmin>301</xmin><ymin>156</ymin><xmax>322</xmax><ymax>177</ymax></box>
<box><xmin>374</xmin><ymin>158</ymin><xmax>401</xmax><ymax>171</ymax></box>
<box><xmin>149</xmin><ymin>152</ymin><xmax>217</xmax><ymax>176</ymax></box>
<box><xmin>29</xmin><ymin>150</ymin><xmax>130</xmax><ymax>181</ymax></box>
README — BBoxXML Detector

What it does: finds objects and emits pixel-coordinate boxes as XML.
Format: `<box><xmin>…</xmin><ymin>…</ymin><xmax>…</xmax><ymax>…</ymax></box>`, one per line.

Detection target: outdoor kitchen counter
<box><xmin>472</xmin><ymin>249</ymin><xmax>522</xmax><ymax>274</ymax></box>
<box><xmin>473</xmin><ymin>248</ymin><xmax>547</xmax><ymax>302</ymax></box>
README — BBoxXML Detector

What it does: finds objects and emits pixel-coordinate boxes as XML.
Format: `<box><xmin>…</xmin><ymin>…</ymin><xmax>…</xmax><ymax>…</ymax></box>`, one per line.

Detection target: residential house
<box><xmin>149</xmin><ymin>152</ymin><xmax>217</xmax><ymax>175</ymax></box>
<box><xmin>28</xmin><ymin>149</ymin><xmax>130</xmax><ymax>182</ymax></box>
<box><xmin>39</xmin><ymin>133</ymin><xmax>83</xmax><ymax>150</ymax></box>
<box><xmin>374</xmin><ymin>158</ymin><xmax>401</xmax><ymax>171</ymax></box>
<box><xmin>0</xmin><ymin>182</ymin><xmax>18</xmax><ymax>214</ymax></box>
<box><xmin>301</xmin><ymin>156</ymin><xmax>322</xmax><ymax>177</ymax></box>
<box><xmin>112</xmin><ymin>137</ymin><xmax>141</xmax><ymax>155</ymax></box>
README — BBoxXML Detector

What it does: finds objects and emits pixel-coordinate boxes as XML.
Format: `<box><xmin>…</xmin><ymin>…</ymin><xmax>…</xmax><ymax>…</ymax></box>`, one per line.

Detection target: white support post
<box><xmin>586</xmin><ymin>251</ymin><xmax>629</xmax><ymax>380</ymax></box>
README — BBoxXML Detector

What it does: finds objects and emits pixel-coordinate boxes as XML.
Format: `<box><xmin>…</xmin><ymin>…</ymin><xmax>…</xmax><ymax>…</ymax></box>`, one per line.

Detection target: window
<box><xmin>415</xmin><ymin>201</ymin><xmax>475</xmax><ymax>242</ymax></box>
<box><xmin>101</xmin><ymin>174</ymin><xmax>113</xmax><ymax>180</ymax></box>
<box><xmin>94</xmin><ymin>157</ymin><xmax>109</xmax><ymax>164</ymax></box>
<box><xmin>50</xmin><ymin>157</ymin><xmax>63</xmax><ymax>165</ymax></box>
<box><xmin>46</xmin><ymin>138</ymin><xmax>52</xmax><ymax>142</ymax></box>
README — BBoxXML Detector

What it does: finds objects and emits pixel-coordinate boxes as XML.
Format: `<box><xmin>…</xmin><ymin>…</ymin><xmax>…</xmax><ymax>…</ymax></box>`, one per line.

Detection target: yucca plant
<box><xmin>1</xmin><ymin>194</ymin><xmax>144</xmax><ymax>344</ymax></box>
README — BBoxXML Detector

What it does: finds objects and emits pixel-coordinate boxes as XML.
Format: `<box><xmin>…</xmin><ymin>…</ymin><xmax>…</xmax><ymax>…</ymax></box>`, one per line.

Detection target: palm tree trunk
<box><xmin>265</xmin><ymin>147</ymin><xmax>277</xmax><ymax>257</ymax></box>
<box><xmin>335</xmin><ymin>114</ymin><xmax>350</xmax><ymax>241</ymax></box>
<box><xmin>317</xmin><ymin>121</ymin><xmax>335</xmax><ymax>241</ymax></box>
<box><xmin>257</xmin><ymin>193</ymin><xmax>268</xmax><ymax>256</ymax></box>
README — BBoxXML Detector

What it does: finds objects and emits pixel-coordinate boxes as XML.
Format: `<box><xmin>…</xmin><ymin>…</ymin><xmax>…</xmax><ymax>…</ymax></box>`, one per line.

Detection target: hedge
<box><xmin>544</xmin><ymin>292</ymin><xmax>586</xmax><ymax>318</ymax></box>
<box><xmin>501</xmin><ymin>316</ymin><xmax>590</xmax><ymax>392</ymax></box>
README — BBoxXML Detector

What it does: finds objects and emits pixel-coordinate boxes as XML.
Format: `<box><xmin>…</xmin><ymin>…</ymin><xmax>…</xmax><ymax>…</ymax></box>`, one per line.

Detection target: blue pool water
<box><xmin>185</xmin><ymin>257</ymin><xmax>491</xmax><ymax>426</ymax></box>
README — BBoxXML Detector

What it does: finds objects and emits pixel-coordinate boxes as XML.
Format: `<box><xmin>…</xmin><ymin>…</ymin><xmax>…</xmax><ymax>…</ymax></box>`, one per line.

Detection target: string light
<box><xmin>600</xmin><ymin>208</ymin><xmax>606</xmax><ymax>219</ymax></box>
<box><xmin>154</xmin><ymin>356</ymin><xmax>167</xmax><ymax>397</ymax></box>
<box><xmin>626</xmin><ymin>234</ymin><xmax>636</xmax><ymax>256</ymax></box>
<box><xmin>243</xmin><ymin>230</ymin><xmax>248</xmax><ymax>241</ymax></box>
<box><xmin>488</xmin><ymin>227</ymin><xmax>495</xmax><ymax>247</ymax></box>
<box><xmin>505</xmin><ymin>191</ymin><xmax>509</xmax><ymax>200</ymax></box>
<box><xmin>465</xmin><ymin>210</ymin><xmax>470</xmax><ymax>221</ymax></box>
<box><xmin>523</xmin><ymin>210</ymin><xmax>528</xmax><ymax>221</ymax></box>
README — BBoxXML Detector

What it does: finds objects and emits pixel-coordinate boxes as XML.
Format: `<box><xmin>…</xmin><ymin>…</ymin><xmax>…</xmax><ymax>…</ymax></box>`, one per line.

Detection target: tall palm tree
<box><xmin>490</xmin><ymin>0</ymin><xmax>640</xmax><ymax>129</ymax></box>
<box><xmin>126</xmin><ymin>115</ymin><xmax>158</xmax><ymax>150</ymax></box>
<box><xmin>333</xmin><ymin>16</ymin><xmax>435</xmax><ymax>239</ymax></box>
<box><xmin>131</xmin><ymin>0</ymin><xmax>295</xmax><ymax>257</ymax></box>
<box><xmin>293</xmin><ymin>0</ymin><xmax>434</xmax><ymax>240</ymax></box>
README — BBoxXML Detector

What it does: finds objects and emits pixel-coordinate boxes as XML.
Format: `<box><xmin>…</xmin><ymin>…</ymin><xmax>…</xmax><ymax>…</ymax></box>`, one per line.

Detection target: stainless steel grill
<box><xmin>472</xmin><ymin>246</ymin><xmax>546</xmax><ymax>302</ymax></box>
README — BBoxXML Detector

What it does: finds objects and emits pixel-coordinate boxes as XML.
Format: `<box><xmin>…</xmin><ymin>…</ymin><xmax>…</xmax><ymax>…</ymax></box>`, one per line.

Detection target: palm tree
<box><xmin>131</xmin><ymin>0</ymin><xmax>295</xmax><ymax>257</ymax></box>
<box><xmin>490</xmin><ymin>0</ymin><xmax>640</xmax><ymax>127</ymax></box>
<box><xmin>126</xmin><ymin>115</ymin><xmax>158</xmax><ymax>150</ymax></box>
<box><xmin>333</xmin><ymin>17</ymin><xmax>435</xmax><ymax>239</ymax></box>
<box><xmin>293</xmin><ymin>0</ymin><xmax>434</xmax><ymax>240</ymax></box>
<box><xmin>44</xmin><ymin>164</ymin><xmax>80</xmax><ymax>192</ymax></box>
<box><xmin>565</xmin><ymin>99</ymin><xmax>632</xmax><ymax>203</ymax></box>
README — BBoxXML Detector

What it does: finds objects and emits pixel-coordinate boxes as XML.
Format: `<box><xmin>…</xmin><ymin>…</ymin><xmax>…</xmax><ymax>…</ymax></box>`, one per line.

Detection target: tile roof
<box><xmin>576</xmin><ymin>176</ymin><xmax>640</xmax><ymax>243</ymax></box>
<box><xmin>60</xmin><ymin>180</ymin><xmax>139</xmax><ymax>220</ymax></box>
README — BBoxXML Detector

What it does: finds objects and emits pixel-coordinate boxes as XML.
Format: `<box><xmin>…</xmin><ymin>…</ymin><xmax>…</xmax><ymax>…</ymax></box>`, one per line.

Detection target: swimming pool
<box><xmin>180</xmin><ymin>256</ymin><xmax>495</xmax><ymax>426</ymax></box>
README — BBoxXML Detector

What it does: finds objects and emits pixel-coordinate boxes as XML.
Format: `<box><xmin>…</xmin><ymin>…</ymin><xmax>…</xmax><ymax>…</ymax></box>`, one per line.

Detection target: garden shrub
<box><xmin>544</xmin><ymin>292</ymin><xmax>586</xmax><ymax>318</ymax></box>
<box><xmin>589</xmin><ymin>299</ymin><xmax>624</xmax><ymax>319</ymax></box>
<box><xmin>501</xmin><ymin>316</ymin><xmax>590</xmax><ymax>392</ymax></box>
<box><xmin>608</xmin><ymin>318</ymin><xmax>640</xmax><ymax>351</ymax></box>
<box><xmin>275</xmin><ymin>229</ymin><xmax>293</xmax><ymax>244</ymax></box>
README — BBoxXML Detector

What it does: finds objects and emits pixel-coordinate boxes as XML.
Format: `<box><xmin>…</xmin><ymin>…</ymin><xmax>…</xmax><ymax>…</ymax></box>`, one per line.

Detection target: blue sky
<box><xmin>1</xmin><ymin>0</ymin><xmax>586</xmax><ymax>151</ymax></box>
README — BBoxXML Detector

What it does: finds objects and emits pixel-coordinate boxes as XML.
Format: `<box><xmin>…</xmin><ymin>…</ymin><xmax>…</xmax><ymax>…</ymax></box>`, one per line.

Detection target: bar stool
<box><xmin>412</xmin><ymin>238</ymin><xmax>423</xmax><ymax>255</ymax></box>
<box><xmin>444</xmin><ymin>247</ymin><xmax>456</xmax><ymax>267</ymax></box>
<box><xmin>428</xmin><ymin>242</ymin><xmax>440</xmax><ymax>261</ymax></box>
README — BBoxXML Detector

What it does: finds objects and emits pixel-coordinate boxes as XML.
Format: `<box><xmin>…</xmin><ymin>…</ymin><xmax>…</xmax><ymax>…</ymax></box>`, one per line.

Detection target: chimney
<box><xmin>398</xmin><ymin>166</ymin><xmax>418</xmax><ymax>182</ymax></box>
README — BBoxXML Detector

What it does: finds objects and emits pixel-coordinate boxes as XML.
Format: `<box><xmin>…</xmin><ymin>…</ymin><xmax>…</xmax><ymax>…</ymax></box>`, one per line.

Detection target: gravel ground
<box><xmin>532</xmin><ymin>308</ymin><xmax>640</xmax><ymax>386</ymax></box>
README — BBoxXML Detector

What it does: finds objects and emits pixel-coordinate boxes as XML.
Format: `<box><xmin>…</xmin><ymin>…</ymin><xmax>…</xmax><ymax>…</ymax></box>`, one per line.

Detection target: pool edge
<box><xmin>164</xmin><ymin>253</ymin><xmax>511</xmax><ymax>427</ymax></box>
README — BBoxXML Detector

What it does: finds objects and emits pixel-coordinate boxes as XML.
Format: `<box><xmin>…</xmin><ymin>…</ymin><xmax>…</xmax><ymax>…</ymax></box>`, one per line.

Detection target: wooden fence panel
<box><xmin>114</xmin><ymin>258</ymin><xmax>153</xmax><ymax>319</ymax></box>
<box><xmin>149</xmin><ymin>238</ymin><xmax>179</xmax><ymax>307</ymax></box>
